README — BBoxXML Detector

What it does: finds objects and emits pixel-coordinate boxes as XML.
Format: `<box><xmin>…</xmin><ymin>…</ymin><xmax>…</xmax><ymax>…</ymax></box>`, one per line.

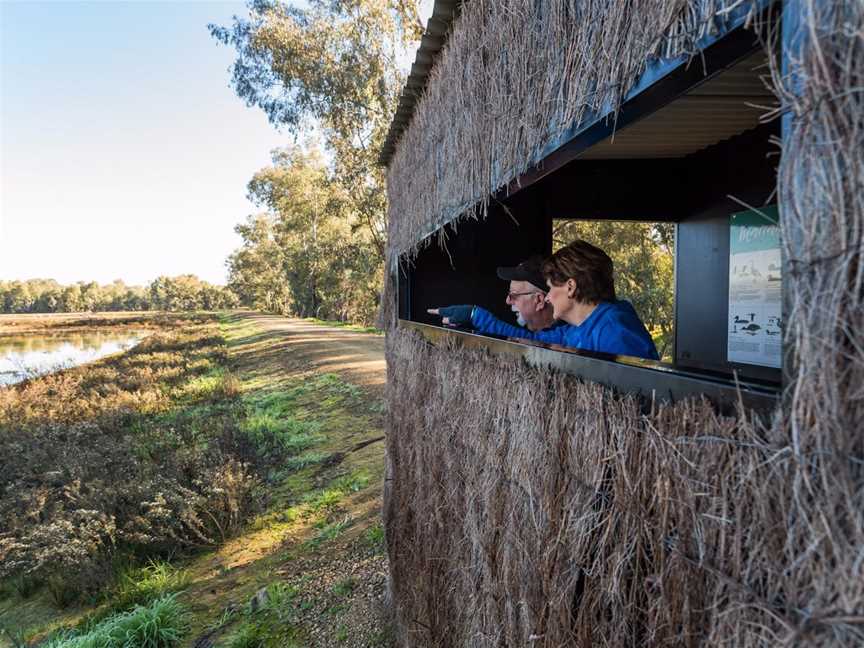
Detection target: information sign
<box><xmin>727</xmin><ymin>206</ymin><xmax>782</xmax><ymax>368</ymax></box>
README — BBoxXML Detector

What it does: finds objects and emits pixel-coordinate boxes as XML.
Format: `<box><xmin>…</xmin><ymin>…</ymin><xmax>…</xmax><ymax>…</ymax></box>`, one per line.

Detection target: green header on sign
<box><xmin>730</xmin><ymin>205</ymin><xmax>779</xmax><ymax>255</ymax></box>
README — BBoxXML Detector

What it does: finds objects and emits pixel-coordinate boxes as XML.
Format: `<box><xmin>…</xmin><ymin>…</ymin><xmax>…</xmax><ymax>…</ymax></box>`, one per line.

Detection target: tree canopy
<box><xmin>211</xmin><ymin>1</ymin><xmax>677</xmax><ymax>342</ymax></box>
<box><xmin>227</xmin><ymin>146</ymin><xmax>382</xmax><ymax>323</ymax></box>
<box><xmin>210</xmin><ymin>0</ymin><xmax>422</xmax><ymax>259</ymax></box>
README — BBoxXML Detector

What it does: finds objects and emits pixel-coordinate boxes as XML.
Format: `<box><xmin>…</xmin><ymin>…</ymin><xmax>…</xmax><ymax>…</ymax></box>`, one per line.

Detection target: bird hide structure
<box><xmin>380</xmin><ymin>0</ymin><xmax>864</xmax><ymax>646</ymax></box>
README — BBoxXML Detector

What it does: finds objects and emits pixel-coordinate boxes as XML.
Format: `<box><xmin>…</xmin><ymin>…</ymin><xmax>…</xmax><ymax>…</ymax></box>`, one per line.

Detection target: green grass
<box><xmin>282</xmin><ymin>451</ymin><xmax>333</xmax><ymax>471</ymax></box>
<box><xmin>109</xmin><ymin>562</ymin><xmax>190</xmax><ymax>614</ymax></box>
<box><xmin>364</xmin><ymin>523</ymin><xmax>385</xmax><ymax>551</ymax></box>
<box><xmin>41</xmin><ymin>594</ymin><xmax>189</xmax><ymax>648</ymax></box>
<box><xmin>0</xmin><ymin>622</ymin><xmax>28</xmax><ymax>648</ymax></box>
<box><xmin>306</xmin><ymin>517</ymin><xmax>353</xmax><ymax>550</ymax></box>
<box><xmin>247</xmin><ymin>373</ymin><xmax>364</xmax><ymax>412</ymax></box>
<box><xmin>301</xmin><ymin>471</ymin><xmax>372</xmax><ymax>518</ymax></box>
<box><xmin>236</xmin><ymin>374</ymin><xmax>373</xmax><ymax>477</ymax></box>
<box><xmin>205</xmin><ymin>605</ymin><xmax>241</xmax><ymax>634</ymax></box>
<box><xmin>223</xmin><ymin>583</ymin><xmax>304</xmax><ymax>648</ymax></box>
<box><xmin>238</xmin><ymin>377</ymin><xmax>372</xmax><ymax>460</ymax></box>
<box><xmin>240</xmin><ymin>411</ymin><xmax>322</xmax><ymax>456</ymax></box>
<box><xmin>227</xmin><ymin>623</ymin><xmax>269</xmax><ymax>648</ymax></box>
<box><xmin>331</xmin><ymin>578</ymin><xmax>356</xmax><ymax>598</ymax></box>
<box><xmin>331</xmin><ymin>471</ymin><xmax>371</xmax><ymax>493</ymax></box>
<box><xmin>305</xmin><ymin>487</ymin><xmax>343</xmax><ymax>513</ymax></box>
<box><xmin>298</xmin><ymin>599</ymin><xmax>314</xmax><ymax>612</ymax></box>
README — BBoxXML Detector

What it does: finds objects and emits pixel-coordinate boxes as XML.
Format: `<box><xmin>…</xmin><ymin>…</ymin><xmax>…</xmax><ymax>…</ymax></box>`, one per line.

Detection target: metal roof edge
<box><xmin>379</xmin><ymin>0</ymin><xmax>463</xmax><ymax>167</ymax></box>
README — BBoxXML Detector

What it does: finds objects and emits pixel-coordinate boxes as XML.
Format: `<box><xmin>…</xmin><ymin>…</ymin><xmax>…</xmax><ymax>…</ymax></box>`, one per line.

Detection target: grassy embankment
<box><xmin>0</xmin><ymin>313</ymin><xmax>389</xmax><ymax>648</ymax></box>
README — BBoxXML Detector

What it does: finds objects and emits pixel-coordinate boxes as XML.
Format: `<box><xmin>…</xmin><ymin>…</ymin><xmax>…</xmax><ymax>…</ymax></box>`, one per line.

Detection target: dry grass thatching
<box><xmin>385</xmin><ymin>328</ymin><xmax>863</xmax><ymax>646</ymax></box>
<box><xmin>385</xmin><ymin>0</ymin><xmax>761</xmax><ymax>261</ymax></box>
<box><xmin>769</xmin><ymin>0</ymin><xmax>864</xmax><ymax>460</ymax></box>
<box><xmin>382</xmin><ymin>0</ymin><xmax>864</xmax><ymax>645</ymax></box>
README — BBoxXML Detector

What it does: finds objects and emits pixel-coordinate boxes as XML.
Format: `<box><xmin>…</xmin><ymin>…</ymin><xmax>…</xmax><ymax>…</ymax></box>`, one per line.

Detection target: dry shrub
<box><xmin>385</xmin><ymin>328</ymin><xmax>863</xmax><ymax>646</ymax></box>
<box><xmin>0</xmin><ymin>447</ymin><xmax>259</xmax><ymax>602</ymax></box>
<box><xmin>0</xmin><ymin>322</ymin><xmax>263</xmax><ymax>602</ymax></box>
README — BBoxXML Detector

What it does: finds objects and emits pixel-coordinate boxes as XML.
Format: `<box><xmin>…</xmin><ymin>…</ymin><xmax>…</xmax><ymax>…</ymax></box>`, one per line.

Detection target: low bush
<box><xmin>0</xmin><ymin>319</ymin><xmax>265</xmax><ymax>602</ymax></box>
<box><xmin>3</xmin><ymin>573</ymin><xmax>41</xmax><ymax>599</ymax></box>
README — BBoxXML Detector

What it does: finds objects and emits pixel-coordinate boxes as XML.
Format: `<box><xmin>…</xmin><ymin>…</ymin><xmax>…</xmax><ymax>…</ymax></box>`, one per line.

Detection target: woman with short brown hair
<box><xmin>539</xmin><ymin>239</ymin><xmax>657</xmax><ymax>359</ymax></box>
<box><xmin>542</xmin><ymin>239</ymin><xmax>617</xmax><ymax>305</ymax></box>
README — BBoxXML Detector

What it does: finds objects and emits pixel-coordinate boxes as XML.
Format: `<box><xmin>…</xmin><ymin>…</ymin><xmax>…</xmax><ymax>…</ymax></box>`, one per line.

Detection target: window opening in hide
<box><xmin>396</xmin><ymin>34</ymin><xmax>782</xmax><ymax>407</ymax></box>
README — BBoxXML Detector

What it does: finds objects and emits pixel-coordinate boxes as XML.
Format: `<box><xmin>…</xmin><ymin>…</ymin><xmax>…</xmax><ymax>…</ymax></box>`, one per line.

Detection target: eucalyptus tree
<box><xmin>228</xmin><ymin>146</ymin><xmax>382</xmax><ymax>323</ymax></box>
<box><xmin>227</xmin><ymin>213</ymin><xmax>293</xmax><ymax>313</ymax></box>
<box><xmin>209</xmin><ymin>0</ymin><xmax>423</xmax><ymax>260</ymax></box>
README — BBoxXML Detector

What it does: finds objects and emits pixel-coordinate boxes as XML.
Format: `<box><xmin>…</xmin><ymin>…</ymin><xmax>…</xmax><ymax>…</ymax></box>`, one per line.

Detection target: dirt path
<box><xmin>182</xmin><ymin>314</ymin><xmax>392</xmax><ymax>648</ymax></box>
<box><xmin>230</xmin><ymin>313</ymin><xmax>385</xmax><ymax>395</ymax></box>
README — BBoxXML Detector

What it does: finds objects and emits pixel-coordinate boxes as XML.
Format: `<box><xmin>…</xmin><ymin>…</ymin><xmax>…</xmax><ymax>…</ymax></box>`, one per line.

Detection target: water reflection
<box><xmin>0</xmin><ymin>332</ymin><xmax>143</xmax><ymax>386</ymax></box>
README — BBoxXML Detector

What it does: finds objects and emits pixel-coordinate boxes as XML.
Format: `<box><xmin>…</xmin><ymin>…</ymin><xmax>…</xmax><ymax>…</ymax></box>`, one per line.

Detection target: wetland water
<box><xmin>0</xmin><ymin>331</ymin><xmax>143</xmax><ymax>386</ymax></box>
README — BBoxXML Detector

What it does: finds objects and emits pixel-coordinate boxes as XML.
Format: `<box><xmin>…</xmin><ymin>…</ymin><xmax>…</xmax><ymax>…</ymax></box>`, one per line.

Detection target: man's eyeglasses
<box><xmin>506</xmin><ymin>290</ymin><xmax>543</xmax><ymax>300</ymax></box>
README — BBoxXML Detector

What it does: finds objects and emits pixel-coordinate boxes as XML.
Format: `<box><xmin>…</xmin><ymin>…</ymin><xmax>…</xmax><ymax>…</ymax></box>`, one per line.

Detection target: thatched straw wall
<box><xmin>386</xmin><ymin>0</ymin><xmax>759</xmax><ymax>260</ymax></box>
<box><xmin>772</xmin><ymin>0</ymin><xmax>864</xmax><ymax>461</ymax></box>
<box><xmin>382</xmin><ymin>0</ymin><xmax>864</xmax><ymax>645</ymax></box>
<box><xmin>386</xmin><ymin>328</ymin><xmax>863</xmax><ymax>646</ymax></box>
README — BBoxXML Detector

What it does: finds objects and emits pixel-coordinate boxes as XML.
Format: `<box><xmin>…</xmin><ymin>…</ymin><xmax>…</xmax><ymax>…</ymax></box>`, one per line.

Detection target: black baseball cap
<box><xmin>496</xmin><ymin>255</ymin><xmax>547</xmax><ymax>292</ymax></box>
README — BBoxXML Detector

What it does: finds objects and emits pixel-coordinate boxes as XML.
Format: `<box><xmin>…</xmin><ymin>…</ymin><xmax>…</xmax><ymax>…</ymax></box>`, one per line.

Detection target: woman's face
<box><xmin>545</xmin><ymin>279</ymin><xmax>573</xmax><ymax>320</ymax></box>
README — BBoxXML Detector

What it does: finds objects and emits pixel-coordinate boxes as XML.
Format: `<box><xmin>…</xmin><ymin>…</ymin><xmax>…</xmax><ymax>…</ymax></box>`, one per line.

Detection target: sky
<box><xmin>0</xmin><ymin>0</ymin><xmax>306</xmax><ymax>286</ymax></box>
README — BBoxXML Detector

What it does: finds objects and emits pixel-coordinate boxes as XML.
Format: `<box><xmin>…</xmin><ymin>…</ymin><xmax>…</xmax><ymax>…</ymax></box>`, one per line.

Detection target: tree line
<box><xmin>0</xmin><ymin>276</ymin><xmax>237</xmax><ymax>314</ymax></box>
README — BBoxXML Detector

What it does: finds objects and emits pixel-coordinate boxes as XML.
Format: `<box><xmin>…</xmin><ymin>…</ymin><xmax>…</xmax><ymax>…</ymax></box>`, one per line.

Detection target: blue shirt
<box><xmin>471</xmin><ymin>300</ymin><xmax>659</xmax><ymax>360</ymax></box>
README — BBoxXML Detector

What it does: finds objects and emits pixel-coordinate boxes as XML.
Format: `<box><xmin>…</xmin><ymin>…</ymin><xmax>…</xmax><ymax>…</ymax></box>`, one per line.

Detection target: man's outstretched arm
<box><xmin>427</xmin><ymin>306</ymin><xmax>566</xmax><ymax>344</ymax></box>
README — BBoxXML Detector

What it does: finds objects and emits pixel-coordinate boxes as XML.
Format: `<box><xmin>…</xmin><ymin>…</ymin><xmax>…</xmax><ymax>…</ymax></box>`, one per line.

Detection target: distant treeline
<box><xmin>0</xmin><ymin>276</ymin><xmax>238</xmax><ymax>314</ymax></box>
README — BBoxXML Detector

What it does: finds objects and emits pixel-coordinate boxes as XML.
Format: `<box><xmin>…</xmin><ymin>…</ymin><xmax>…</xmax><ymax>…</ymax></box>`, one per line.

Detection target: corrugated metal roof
<box><xmin>579</xmin><ymin>53</ymin><xmax>775</xmax><ymax>159</ymax></box>
<box><xmin>379</xmin><ymin>0</ymin><xmax>462</xmax><ymax>166</ymax></box>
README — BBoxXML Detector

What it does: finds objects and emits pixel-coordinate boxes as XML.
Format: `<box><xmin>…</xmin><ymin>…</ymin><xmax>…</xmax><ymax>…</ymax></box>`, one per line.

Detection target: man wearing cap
<box><xmin>428</xmin><ymin>255</ymin><xmax>559</xmax><ymax>334</ymax></box>
<box><xmin>496</xmin><ymin>255</ymin><xmax>558</xmax><ymax>332</ymax></box>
